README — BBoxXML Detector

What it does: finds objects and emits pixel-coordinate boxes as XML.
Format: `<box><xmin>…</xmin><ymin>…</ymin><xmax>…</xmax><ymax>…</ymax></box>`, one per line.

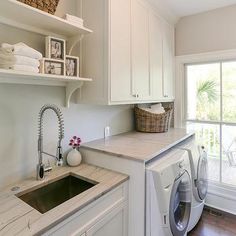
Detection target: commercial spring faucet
<box><xmin>37</xmin><ymin>104</ymin><xmax>64</xmax><ymax>180</ymax></box>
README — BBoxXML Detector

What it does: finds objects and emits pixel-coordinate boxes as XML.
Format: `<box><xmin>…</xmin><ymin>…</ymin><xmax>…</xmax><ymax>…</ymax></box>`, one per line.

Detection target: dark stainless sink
<box><xmin>17</xmin><ymin>175</ymin><xmax>97</xmax><ymax>214</ymax></box>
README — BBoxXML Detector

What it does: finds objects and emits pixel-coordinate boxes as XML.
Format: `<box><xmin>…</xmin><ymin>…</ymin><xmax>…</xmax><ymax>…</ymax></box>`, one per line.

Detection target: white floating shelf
<box><xmin>0</xmin><ymin>0</ymin><xmax>92</xmax><ymax>37</ymax></box>
<box><xmin>0</xmin><ymin>69</ymin><xmax>92</xmax><ymax>107</ymax></box>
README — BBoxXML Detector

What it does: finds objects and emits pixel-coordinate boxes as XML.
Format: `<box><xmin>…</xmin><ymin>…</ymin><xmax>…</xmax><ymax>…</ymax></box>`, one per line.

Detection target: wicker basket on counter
<box><xmin>134</xmin><ymin>106</ymin><xmax>173</xmax><ymax>133</ymax></box>
<box><xmin>17</xmin><ymin>0</ymin><xmax>60</xmax><ymax>15</ymax></box>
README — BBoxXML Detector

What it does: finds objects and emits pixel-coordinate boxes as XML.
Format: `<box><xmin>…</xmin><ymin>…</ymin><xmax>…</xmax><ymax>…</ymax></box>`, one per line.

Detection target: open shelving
<box><xmin>0</xmin><ymin>69</ymin><xmax>92</xmax><ymax>107</ymax></box>
<box><xmin>0</xmin><ymin>0</ymin><xmax>92</xmax><ymax>37</ymax></box>
<box><xmin>0</xmin><ymin>0</ymin><xmax>93</xmax><ymax>107</ymax></box>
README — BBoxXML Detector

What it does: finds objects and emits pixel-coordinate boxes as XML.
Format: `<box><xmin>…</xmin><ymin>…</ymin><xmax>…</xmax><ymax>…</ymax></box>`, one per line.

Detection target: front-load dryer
<box><xmin>146</xmin><ymin>149</ymin><xmax>192</xmax><ymax>236</ymax></box>
<box><xmin>178</xmin><ymin>138</ymin><xmax>208</xmax><ymax>232</ymax></box>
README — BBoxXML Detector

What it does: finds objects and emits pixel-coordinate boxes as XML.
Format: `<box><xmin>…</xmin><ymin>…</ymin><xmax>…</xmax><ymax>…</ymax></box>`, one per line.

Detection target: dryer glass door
<box><xmin>169</xmin><ymin>171</ymin><xmax>191</xmax><ymax>236</ymax></box>
<box><xmin>196</xmin><ymin>149</ymin><xmax>208</xmax><ymax>200</ymax></box>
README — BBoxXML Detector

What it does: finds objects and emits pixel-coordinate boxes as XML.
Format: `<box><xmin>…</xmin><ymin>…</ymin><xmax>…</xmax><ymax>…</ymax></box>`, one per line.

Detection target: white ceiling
<box><xmin>150</xmin><ymin>0</ymin><xmax>236</xmax><ymax>23</ymax></box>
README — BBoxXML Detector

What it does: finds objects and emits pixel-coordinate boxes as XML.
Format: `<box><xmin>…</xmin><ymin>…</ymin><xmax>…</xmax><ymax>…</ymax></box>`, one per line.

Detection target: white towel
<box><xmin>0</xmin><ymin>64</ymin><xmax>39</xmax><ymax>73</ymax></box>
<box><xmin>0</xmin><ymin>43</ymin><xmax>42</xmax><ymax>60</ymax></box>
<box><xmin>150</xmin><ymin>103</ymin><xmax>165</xmax><ymax>114</ymax></box>
<box><xmin>0</xmin><ymin>54</ymin><xmax>40</xmax><ymax>67</ymax></box>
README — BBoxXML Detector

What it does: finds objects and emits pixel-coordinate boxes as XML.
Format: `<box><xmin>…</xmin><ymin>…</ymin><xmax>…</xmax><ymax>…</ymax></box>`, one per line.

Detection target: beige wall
<box><xmin>175</xmin><ymin>4</ymin><xmax>236</xmax><ymax>56</ymax></box>
<box><xmin>0</xmin><ymin>1</ymin><xmax>134</xmax><ymax>189</ymax></box>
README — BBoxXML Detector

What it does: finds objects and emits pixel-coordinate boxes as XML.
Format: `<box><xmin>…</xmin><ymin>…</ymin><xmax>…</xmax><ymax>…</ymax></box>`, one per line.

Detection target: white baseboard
<box><xmin>206</xmin><ymin>182</ymin><xmax>236</xmax><ymax>215</ymax></box>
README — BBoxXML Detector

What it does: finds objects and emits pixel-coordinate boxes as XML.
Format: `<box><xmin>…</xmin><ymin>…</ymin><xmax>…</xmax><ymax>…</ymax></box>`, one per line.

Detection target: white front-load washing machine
<box><xmin>146</xmin><ymin>149</ymin><xmax>192</xmax><ymax>236</ymax></box>
<box><xmin>178</xmin><ymin>138</ymin><xmax>208</xmax><ymax>232</ymax></box>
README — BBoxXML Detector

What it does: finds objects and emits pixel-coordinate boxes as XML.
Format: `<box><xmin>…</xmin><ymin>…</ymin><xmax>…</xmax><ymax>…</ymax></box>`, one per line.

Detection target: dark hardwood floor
<box><xmin>188</xmin><ymin>208</ymin><xmax>236</xmax><ymax>236</ymax></box>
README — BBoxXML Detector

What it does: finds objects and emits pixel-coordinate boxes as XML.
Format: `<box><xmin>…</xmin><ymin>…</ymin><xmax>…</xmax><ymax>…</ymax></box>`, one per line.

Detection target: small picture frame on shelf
<box><xmin>65</xmin><ymin>56</ymin><xmax>79</xmax><ymax>77</ymax></box>
<box><xmin>45</xmin><ymin>36</ymin><xmax>66</xmax><ymax>61</ymax></box>
<box><xmin>40</xmin><ymin>58</ymin><xmax>64</xmax><ymax>76</ymax></box>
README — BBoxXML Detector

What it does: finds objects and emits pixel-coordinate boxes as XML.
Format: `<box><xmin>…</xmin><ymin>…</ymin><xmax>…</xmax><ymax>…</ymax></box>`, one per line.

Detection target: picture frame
<box><xmin>65</xmin><ymin>56</ymin><xmax>79</xmax><ymax>77</ymax></box>
<box><xmin>40</xmin><ymin>58</ymin><xmax>64</xmax><ymax>76</ymax></box>
<box><xmin>45</xmin><ymin>36</ymin><xmax>66</xmax><ymax>61</ymax></box>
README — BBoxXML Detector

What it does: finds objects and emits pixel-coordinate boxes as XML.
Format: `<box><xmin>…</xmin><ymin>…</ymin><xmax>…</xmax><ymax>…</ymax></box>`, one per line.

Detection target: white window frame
<box><xmin>175</xmin><ymin>49</ymin><xmax>236</xmax><ymax>214</ymax></box>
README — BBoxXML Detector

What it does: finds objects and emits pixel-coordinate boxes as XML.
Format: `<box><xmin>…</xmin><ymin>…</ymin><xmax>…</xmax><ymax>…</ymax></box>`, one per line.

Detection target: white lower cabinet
<box><xmin>43</xmin><ymin>182</ymin><xmax>128</xmax><ymax>236</ymax></box>
<box><xmin>86</xmin><ymin>203</ymin><xmax>127</xmax><ymax>236</ymax></box>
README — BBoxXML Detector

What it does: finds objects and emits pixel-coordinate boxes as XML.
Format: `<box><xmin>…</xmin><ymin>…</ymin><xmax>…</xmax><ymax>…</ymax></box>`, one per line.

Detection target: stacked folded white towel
<box><xmin>0</xmin><ymin>43</ymin><xmax>43</xmax><ymax>73</ymax></box>
<box><xmin>140</xmin><ymin>103</ymin><xmax>165</xmax><ymax>114</ymax></box>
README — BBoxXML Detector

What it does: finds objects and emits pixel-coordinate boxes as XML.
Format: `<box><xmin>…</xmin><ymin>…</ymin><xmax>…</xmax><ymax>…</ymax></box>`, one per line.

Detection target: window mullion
<box><xmin>220</xmin><ymin>62</ymin><xmax>223</xmax><ymax>183</ymax></box>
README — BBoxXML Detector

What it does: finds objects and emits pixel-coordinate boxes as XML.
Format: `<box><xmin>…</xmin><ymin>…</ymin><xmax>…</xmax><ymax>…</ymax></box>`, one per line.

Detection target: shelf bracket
<box><xmin>67</xmin><ymin>35</ymin><xmax>84</xmax><ymax>56</ymax></box>
<box><xmin>65</xmin><ymin>81</ymin><xmax>84</xmax><ymax>108</ymax></box>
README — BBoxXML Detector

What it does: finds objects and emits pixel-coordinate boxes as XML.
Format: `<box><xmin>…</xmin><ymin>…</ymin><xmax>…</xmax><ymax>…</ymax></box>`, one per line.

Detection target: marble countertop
<box><xmin>81</xmin><ymin>128</ymin><xmax>195</xmax><ymax>163</ymax></box>
<box><xmin>0</xmin><ymin>164</ymin><xmax>128</xmax><ymax>235</ymax></box>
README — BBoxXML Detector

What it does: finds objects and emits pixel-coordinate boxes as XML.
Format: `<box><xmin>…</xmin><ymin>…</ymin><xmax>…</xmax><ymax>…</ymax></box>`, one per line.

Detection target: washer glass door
<box><xmin>196</xmin><ymin>149</ymin><xmax>208</xmax><ymax>200</ymax></box>
<box><xmin>169</xmin><ymin>171</ymin><xmax>191</xmax><ymax>236</ymax></box>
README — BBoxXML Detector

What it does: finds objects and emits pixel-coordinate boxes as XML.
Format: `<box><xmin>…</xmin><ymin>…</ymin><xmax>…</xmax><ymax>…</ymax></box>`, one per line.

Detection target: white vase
<box><xmin>67</xmin><ymin>149</ymin><xmax>82</xmax><ymax>167</ymax></box>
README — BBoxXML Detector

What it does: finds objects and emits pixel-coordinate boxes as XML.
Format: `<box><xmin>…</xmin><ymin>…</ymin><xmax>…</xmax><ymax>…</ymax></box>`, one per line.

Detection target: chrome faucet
<box><xmin>37</xmin><ymin>104</ymin><xmax>64</xmax><ymax>180</ymax></box>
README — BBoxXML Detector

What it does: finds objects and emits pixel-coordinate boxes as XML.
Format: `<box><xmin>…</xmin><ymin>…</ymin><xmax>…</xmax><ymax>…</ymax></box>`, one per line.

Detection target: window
<box><xmin>186</xmin><ymin>61</ymin><xmax>236</xmax><ymax>187</ymax></box>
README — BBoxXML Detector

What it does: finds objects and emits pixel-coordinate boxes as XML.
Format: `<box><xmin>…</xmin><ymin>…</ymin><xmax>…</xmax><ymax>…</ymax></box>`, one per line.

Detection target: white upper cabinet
<box><xmin>149</xmin><ymin>10</ymin><xmax>163</xmax><ymax>100</ymax></box>
<box><xmin>110</xmin><ymin>0</ymin><xmax>133</xmax><ymax>102</ymax></box>
<box><xmin>80</xmin><ymin>0</ymin><xmax>175</xmax><ymax>105</ymax></box>
<box><xmin>131</xmin><ymin>0</ymin><xmax>151</xmax><ymax>101</ymax></box>
<box><xmin>162</xmin><ymin>20</ymin><xmax>175</xmax><ymax>100</ymax></box>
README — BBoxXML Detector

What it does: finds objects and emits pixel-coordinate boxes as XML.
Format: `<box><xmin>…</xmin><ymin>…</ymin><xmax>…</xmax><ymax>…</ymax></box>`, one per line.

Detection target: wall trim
<box><xmin>206</xmin><ymin>182</ymin><xmax>236</xmax><ymax>215</ymax></box>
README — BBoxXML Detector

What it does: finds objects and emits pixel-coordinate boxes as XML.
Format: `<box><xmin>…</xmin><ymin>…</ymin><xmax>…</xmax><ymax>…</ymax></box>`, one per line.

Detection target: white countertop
<box><xmin>0</xmin><ymin>164</ymin><xmax>128</xmax><ymax>235</ymax></box>
<box><xmin>81</xmin><ymin>128</ymin><xmax>195</xmax><ymax>162</ymax></box>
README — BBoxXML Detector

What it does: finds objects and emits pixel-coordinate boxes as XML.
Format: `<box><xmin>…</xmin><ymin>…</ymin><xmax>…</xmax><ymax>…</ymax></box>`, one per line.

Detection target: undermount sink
<box><xmin>17</xmin><ymin>175</ymin><xmax>97</xmax><ymax>214</ymax></box>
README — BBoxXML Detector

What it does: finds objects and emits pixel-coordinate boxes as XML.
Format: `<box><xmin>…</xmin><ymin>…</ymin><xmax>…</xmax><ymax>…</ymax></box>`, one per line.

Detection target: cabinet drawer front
<box><xmin>44</xmin><ymin>182</ymin><xmax>128</xmax><ymax>236</ymax></box>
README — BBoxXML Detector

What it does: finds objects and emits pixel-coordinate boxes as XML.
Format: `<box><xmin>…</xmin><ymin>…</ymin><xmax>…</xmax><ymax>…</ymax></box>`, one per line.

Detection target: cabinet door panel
<box><xmin>149</xmin><ymin>11</ymin><xmax>163</xmax><ymax>100</ymax></box>
<box><xmin>162</xmin><ymin>20</ymin><xmax>174</xmax><ymax>99</ymax></box>
<box><xmin>131</xmin><ymin>0</ymin><xmax>151</xmax><ymax>100</ymax></box>
<box><xmin>86</xmin><ymin>204</ymin><xmax>127</xmax><ymax>236</ymax></box>
<box><xmin>110</xmin><ymin>0</ymin><xmax>133</xmax><ymax>102</ymax></box>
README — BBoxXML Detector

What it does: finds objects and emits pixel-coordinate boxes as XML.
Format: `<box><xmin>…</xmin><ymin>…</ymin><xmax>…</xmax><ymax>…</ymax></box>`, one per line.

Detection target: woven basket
<box><xmin>18</xmin><ymin>0</ymin><xmax>60</xmax><ymax>15</ymax></box>
<box><xmin>134</xmin><ymin>107</ymin><xmax>173</xmax><ymax>133</ymax></box>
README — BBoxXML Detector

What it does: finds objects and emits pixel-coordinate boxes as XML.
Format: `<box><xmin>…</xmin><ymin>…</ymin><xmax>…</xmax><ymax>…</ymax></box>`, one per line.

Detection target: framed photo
<box><xmin>65</xmin><ymin>56</ymin><xmax>79</xmax><ymax>77</ymax></box>
<box><xmin>45</xmin><ymin>36</ymin><xmax>66</xmax><ymax>61</ymax></box>
<box><xmin>40</xmin><ymin>58</ymin><xmax>64</xmax><ymax>76</ymax></box>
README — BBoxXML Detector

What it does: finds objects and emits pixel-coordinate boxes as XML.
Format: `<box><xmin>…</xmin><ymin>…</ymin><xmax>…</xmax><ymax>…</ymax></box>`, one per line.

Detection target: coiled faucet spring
<box><xmin>37</xmin><ymin>104</ymin><xmax>65</xmax><ymax>180</ymax></box>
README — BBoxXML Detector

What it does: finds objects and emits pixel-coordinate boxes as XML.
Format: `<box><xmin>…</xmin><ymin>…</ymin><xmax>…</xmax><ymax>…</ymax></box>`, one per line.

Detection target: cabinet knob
<box><xmin>164</xmin><ymin>95</ymin><xmax>168</xmax><ymax>98</ymax></box>
<box><xmin>132</xmin><ymin>94</ymin><xmax>139</xmax><ymax>98</ymax></box>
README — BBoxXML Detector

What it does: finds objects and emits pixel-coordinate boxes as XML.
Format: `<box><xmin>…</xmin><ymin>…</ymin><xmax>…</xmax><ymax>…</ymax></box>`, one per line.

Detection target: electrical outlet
<box><xmin>104</xmin><ymin>126</ymin><xmax>111</xmax><ymax>138</ymax></box>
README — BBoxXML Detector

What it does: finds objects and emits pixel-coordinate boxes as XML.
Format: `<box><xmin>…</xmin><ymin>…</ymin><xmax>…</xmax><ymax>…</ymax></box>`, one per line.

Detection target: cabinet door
<box><xmin>149</xmin><ymin>11</ymin><xmax>163</xmax><ymax>100</ymax></box>
<box><xmin>131</xmin><ymin>0</ymin><xmax>151</xmax><ymax>100</ymax></box>
<box><xmin>110</xmin><ymin>0</ymin><xmax>133</xmax><ymax>102</ymax></box>
<box><xmin>162</xmin><ymin>20</ymin><xmax>175</xmax><ymax>100</ymax></box>
<box><xmin>86</xmin><ymin>204</ymin><xmax>127</xmax><ymax>236</ymax></box>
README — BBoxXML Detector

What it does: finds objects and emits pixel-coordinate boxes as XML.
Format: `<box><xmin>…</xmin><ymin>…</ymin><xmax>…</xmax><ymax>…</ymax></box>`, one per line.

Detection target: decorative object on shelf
<box><xmin>67</xmin><ymin>136</ymin><xmax>82</xmax><ymax>167</ymax></box>
<box><xmin>134</xmin><ymin>106</ymin><xmax>173</xmax><ymax>133</ymax></box>
<box><xmin>45</xmin><ymin>36</ymin><xmax>66</xmax><ymax>61</ymax></box>
<box><xmin>17</xmin><ymin>0</ymin><xmax>60</xmax><ymax>15</ymax></box>
<box><xmin>65</xmin><ymin>56</ymin><xmax>79</xmax><ymax>77</ymax></box>
<box><xmin>40</xmin><ymin>58</ymin><xmax>64</xmax><ymax>75</ymax></box>
<box><xmin>0</xmin><ymin>42</ymin><xmax>42</xmax><ymax>73</ymax></box>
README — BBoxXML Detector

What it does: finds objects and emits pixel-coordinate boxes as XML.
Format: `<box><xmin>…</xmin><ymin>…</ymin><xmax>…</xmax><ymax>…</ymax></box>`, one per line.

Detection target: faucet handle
<box><xmin>56</xmin><ymin>145</ymin><xmax>63</xmax><ymax>166</ymax></box>
<box><xmin>37</xmin><ymin>163</ymin><xmax>52</xmax><ymax>180</ymax></box>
